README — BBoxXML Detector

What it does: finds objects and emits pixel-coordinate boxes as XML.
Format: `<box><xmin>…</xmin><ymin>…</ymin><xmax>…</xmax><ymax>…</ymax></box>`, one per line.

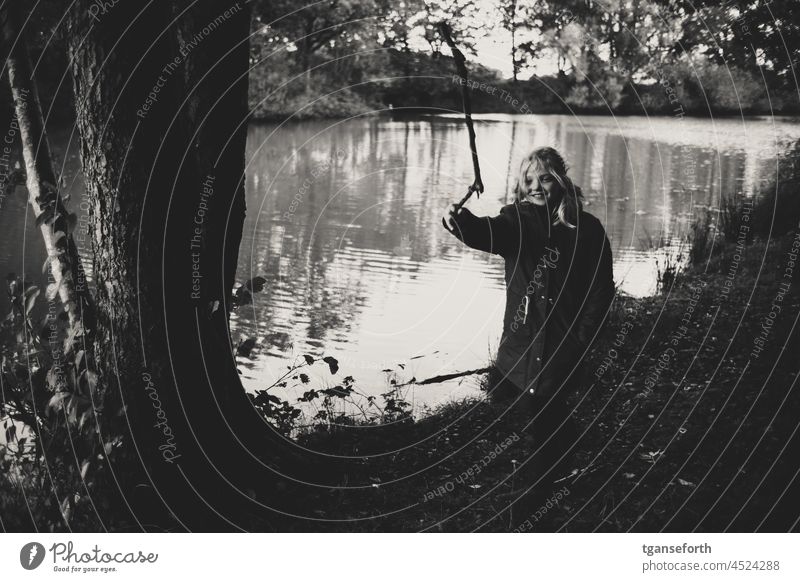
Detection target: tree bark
<box><xmin>2</xmin><ymin>5</ymin><xmax>90</xmax><ymax>331</ymax></box>
<box><xmin>66</xmin><ymin>0</ymin><xmax>315</xmax><ymax>531</ymax></box>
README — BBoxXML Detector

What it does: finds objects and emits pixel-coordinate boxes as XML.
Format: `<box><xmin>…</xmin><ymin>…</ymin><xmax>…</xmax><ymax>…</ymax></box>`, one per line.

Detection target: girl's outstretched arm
<box><xmin>444</xmin><ymin>204</ymin><xmax>520</xmax><ymax>257</ymax></box>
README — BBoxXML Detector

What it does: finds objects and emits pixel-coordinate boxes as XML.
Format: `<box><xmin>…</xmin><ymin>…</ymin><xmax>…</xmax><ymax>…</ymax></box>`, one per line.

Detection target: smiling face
<box><xmin>521</xmin><ymin>161</ymin><xmax>564</xmax><ymax>209</ymax></box>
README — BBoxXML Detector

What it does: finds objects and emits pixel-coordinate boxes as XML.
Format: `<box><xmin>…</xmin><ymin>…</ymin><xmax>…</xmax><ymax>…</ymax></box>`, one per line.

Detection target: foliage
<box><xmin>751</xmin><ymin>141</ymin><xmax>800</xmax><ymax>239</ymax></box>
<box><xmin>639</xmin><ymin>231</ymin><xmax>685</xmax><ymax>294</ymax></box>
<box><xmin>687</xmin><ymin>139</ymin><xmax>800</xmax><ymax>267</ymax></box>
<box><xmin>5</xmin><ymin>0</ymin><xmax>798</xmax><ymax>120</ymax></box>
<box><xmin>688</xmin><ymin>211</ymin><xmax>715</xmax><ymax>267</ymax></box>
<box><xmin>565</xmin><ymin>73</ymin><xmax>627</xmax><ymax>112</ymax></box>
<box><xmin>1</xmin><ymin>270</ymin><xmax>104</xmax><ymax>531</ymax></box>
<box><xmin>243</xmin><ymin>347</ymin><xmax>417</xmax><ymax>437</ymax></box>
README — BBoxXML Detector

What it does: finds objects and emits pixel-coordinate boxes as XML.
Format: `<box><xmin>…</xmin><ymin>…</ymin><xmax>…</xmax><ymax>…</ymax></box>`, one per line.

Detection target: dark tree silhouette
<box><xmin>65</xmin><ymin>0</ymin><xmax>310</xmax><ymax>530</ymax></box>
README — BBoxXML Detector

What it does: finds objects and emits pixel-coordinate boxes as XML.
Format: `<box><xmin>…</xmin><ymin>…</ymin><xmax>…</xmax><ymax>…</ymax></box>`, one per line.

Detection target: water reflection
<box><xmin>232</xmin><ymin>114</ymin><xmax>800</xmax><ymax>407</ymax></box>
<box><xmin>1</xmin><ymin>115</ymin><xmax>799</xmax><ymax>410</ymax></box>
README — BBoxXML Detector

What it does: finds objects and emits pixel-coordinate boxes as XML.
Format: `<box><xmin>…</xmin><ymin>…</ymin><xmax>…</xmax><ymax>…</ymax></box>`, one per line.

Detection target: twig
<box><xmin>399</xmin><ymin>367</ymin><xmax>491</xmax><ymax>387</ymax></box>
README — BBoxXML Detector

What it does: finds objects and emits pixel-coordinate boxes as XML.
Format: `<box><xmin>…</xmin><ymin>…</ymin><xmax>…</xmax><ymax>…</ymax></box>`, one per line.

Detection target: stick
<box><xmin>399</xmin><ymin>367</ymin><xmax>492</xmax><ymax>387</ymax></box>
<box><xmin>438</xmin><ymin>21</ymin><xmax>484</xmax><ymax>233</ymax></box>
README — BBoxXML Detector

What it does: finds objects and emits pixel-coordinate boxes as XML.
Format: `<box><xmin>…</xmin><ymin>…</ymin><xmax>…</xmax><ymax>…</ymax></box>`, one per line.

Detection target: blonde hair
<box><xmin>512</xmin><ymin>146</ymin><xmax>584</xmax><ymax>228</ymax></box>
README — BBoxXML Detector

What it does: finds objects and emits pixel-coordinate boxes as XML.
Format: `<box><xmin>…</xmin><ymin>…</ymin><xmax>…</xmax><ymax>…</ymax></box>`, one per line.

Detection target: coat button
<box><xmin>535</xmin><ymin>357</ymin><xmax>541</xmax><ymax>362</ymax></box>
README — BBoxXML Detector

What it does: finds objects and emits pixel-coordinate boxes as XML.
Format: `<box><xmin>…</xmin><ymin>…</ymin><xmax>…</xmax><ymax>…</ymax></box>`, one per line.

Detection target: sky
<box><xmin>474</xmin><ymin>30</ymin><xmax>553</xmax><ymax>79</ymax></box>
<box><xmin>414</xmin><ymin>1</ymin><xmax>559</xmax><ymax>80</ymax></box>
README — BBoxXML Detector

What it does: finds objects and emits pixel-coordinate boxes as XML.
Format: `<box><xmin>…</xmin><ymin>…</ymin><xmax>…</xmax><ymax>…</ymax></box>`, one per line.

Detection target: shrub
<box><xmin>751</xmin><ymin>143</ymin><xmax>800</xmax><ymax>238</ymax></box>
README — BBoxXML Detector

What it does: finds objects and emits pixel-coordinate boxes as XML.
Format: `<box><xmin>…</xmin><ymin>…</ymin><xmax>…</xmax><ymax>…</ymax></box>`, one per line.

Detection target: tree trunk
<box><xmin>510</xmin><ymin>0</ymin><xmax>518</xmax><ymax>83</ymax></box>
<box><xmin>2</xmin><ymin>5</ymin><xmax>90</xmax><ymax>331</ymax></box>
<box><xmin>66</xmin><ymin>0</ymin><xmax>315</xmax><ymax>531</ymax></box>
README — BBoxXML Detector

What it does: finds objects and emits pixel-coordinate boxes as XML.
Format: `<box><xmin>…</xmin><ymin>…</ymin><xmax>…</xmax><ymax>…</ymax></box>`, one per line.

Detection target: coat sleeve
<box><xmin>449</xmin><ymin>204</ymin><xmax>520</xmax><ymax>257</ymax></box>
<box><xmin>575</xmin><ymin>227</ymin><xmax>615</xmax><ymax>349</ymax></box>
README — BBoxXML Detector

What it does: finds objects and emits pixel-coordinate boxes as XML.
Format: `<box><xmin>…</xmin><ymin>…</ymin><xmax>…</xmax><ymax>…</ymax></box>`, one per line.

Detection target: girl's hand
<box><xmin>443</xmin><ymin>203</ymin><xmax>463</xmax><ymax>231</ymax></box>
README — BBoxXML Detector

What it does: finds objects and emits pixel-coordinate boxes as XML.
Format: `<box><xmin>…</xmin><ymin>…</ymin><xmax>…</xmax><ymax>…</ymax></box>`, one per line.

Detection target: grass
<box><xmin>3</xmin><ymin>176</ymin><xmax>800</xmax><ymax>532</ymax></box>
<box><xmin>261</xmin><ymin>229</ymin><xmax>800</xmax><ymax>532</ymax></box>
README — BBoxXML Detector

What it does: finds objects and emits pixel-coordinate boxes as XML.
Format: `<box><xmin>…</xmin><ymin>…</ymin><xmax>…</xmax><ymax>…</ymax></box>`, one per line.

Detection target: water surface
<box><xmin>3</xmin><ymin>114</ymin><xmax>799</xmax><ymax>412</ymax></box>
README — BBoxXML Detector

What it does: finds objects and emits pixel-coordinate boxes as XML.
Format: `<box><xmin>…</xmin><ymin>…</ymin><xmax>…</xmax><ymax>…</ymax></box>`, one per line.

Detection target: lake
<box><xmin>3</xmin><ymin>114</ymin><xmax>800</xmax><ymax>414</ymax></box>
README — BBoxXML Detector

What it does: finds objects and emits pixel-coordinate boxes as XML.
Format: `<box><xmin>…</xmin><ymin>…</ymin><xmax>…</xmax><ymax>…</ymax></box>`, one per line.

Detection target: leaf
<box><xmin>52</xmin><ymin>230</ymin><xmax>67</xmax><ymax>245</ymax></box>
<box><xmin>302</xmin><ymin>354</ymin><xmax>315</xmax><ymax>365</ymax></box>
<box><xmin>78</xmin><ymin>408</ymin><xmax>93</xmax><ymax>431</ymax></box>
<box><xmin>63</xmin><ymin>321</ymin><xmax>85</xmax><ymax>354</ymax></box>
<box><xmin>78</xmin><ymin>369</ymin><xmax>99</xmax><ymax>396</ymax></box>
<box><xmin>47</xmin><ymin>392</ymin><xmax>70</xmax><ymax>412</ymax></box>
<box><xmin>244</xmin><ymin>276</ymin><xmax>267</xmax><ymax>293</ymax></box>
<box><xmin>298</xmin><ymin>389</ymin><xmax>318</xmax><ymax>402</ymax></box>
<box><xmin>65</xmin><ymin>213</ymin><xmax>78</xmax><ymax>234</ymax></box>
<box><xmin>299</xmin><ymin>373</ymin><xmax>310</xmax><ymax>384</ymax></box>
<box><xmin>60</xmin><ymin>495</ymin><xmax>72</xmax><ymax>522</ymax></box>
<box><xmin>322</xmin><ymin>356</ymin><xmax>339</xmax><ymax>375</ymax></box>
<box><xmin>24</xmin><ymin>286</ymin><xmax>40</xmax><ymax>315</ymax></box>
<box><xmin>75</xmin><ymin>349</ymin><xmax>86</xmax><ymax>372</ymax></box>
<box><xmin>234</xmin><ymin>286</ymin><xmax>252</xmax><ymax>306</ymax></box>
<box><xmin>67</xmin><ymin>398</ymin><xmax>79</xmax><ymax>424</ymax></box>
<box><xmin>327</xmin><ymin>386</ymin><xmax>349</xmax><ymax>398</ymax></box>
<box><xmin>237</xmin><ymin>338</ymin><xmax>257</xmax><ymax>357</ymax></box>
<box><xmin>46</xmin><ymin>279</ymin><xmax>63</xmax><ymax>301</ymax></box>
<box><xmin>47</xmin><ymin>367</ymin><xmax>64</xmax><ymax>390</ymax></box>
<box><xmin>35</xmin><ymin>206</ymin><xmax>56</xmax><ymax>228</ymax></box>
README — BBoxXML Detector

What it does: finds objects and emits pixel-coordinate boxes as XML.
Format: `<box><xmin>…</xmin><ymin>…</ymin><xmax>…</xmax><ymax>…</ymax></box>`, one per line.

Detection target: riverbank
<box><xmin>268</xmin><ymin>229</ymin><xmax>800</xmax><ymax>532</ymax></box>
<box><xmin>246</xmin><ymin>63</ymin><xmax>800</xmax><ymax>122</ymax></box>
<box><xmin>2</xmin><ymin>211</ymin><xmax>798</xmax><ymax>532</ymax></box>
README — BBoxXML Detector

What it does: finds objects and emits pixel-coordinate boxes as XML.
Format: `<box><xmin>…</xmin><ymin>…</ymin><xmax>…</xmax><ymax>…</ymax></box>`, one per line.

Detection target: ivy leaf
<box><xmin>298</xmin><ymin>389</ymin><xmax>318</xmax><ymax>402</ymax></box>
<box><xmin>328</xmin><ymin>386</ymin><xmax>349</xmax><ymax>398</ymax></box>
<box><xmin>237</xmin><ymin>338</ymin><xmax>257</xmax><ymax>357</ymax></box>
<box><xmin>322</xmin><ymin>356</ymin><xmax>339</xmax><ymax>375</ymax></box>
<box><xmin>244</xmin><ymin>276</ymin><xmax>267</xmax><ymax>293</ymax></box>
<box><xmin>46</xmin><ymin>279</ymin><xmax>63</xmax><ymax>301</ymax></box>
<box><xmin>60</xmin><ymin>496</ymin><xmax>72</xmax><ymax>522</ymax></box>
<box><xmin>302</xmin><ymin>354</ymin><xmax>315</xmax><ymax>365</ymax></box>
<box><xmin>24</xmin><ymin>286</ymin><xmax>40</xmax><ymax>315</ymax></box>
<box><xmin>35</xmin><ymin>206</ymin><xmax>56</xmax><ymax>228</ymax></box>
<box><xmin>233</xmin><ymin>286</ymin><xmax>252</xmax><ymax>306</ymax></box>
<box><xmin>299</xmin><ymin>373</ymin><xmax>310</xmax><ymax>384</ymax></box>
<box><xmin>47</xmin><ymin>392</ymin><xmax>70</xmax><ymax>414</ymax></box>
<box><xmin>78</xmin><ymin>369</ymin><xmax>99</xmax><ymax>396</ymax></box>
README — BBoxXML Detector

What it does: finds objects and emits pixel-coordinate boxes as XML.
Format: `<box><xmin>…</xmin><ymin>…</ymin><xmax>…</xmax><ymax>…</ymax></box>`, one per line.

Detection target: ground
<box><xmin>269</xmin><ymin>233</ymin><xmax>800</xmax><ymax>532</ymax></box>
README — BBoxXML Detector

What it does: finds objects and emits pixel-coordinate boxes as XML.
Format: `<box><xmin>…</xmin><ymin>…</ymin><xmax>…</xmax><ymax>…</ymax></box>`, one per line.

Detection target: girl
<box><xmin>444</xmin><ymin>146</ymin><xmax>615</xmax><ymax>527</ymax></box>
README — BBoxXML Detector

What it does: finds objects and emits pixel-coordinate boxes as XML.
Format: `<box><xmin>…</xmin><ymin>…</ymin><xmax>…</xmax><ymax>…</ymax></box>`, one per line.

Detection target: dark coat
<box><xmin>451</xmin><ymin>200</ymin><xmax>615</xmax><ymax>398</ymax></box>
